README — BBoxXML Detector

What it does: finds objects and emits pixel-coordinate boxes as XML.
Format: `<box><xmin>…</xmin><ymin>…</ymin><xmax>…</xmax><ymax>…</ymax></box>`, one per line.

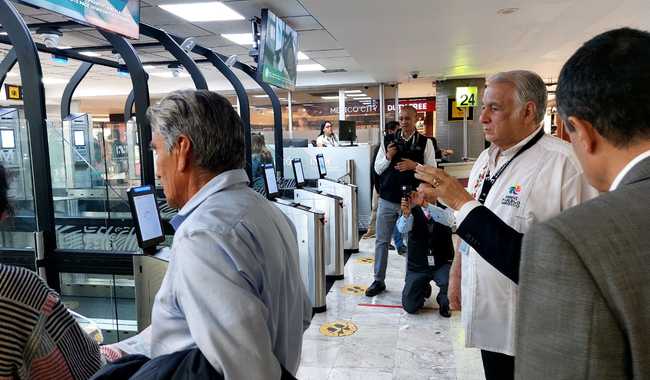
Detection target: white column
<box><xmin>394</xmin><ymin>84</ymin><xmax>400</xmax><ymax>121</ymax></box>
<box><xmin>379</xmin><ymin>83</ymin><xmax>385</xmax><ymax>139</ymax></box>
<box><xmin>338</xmin><ymin>89</ymin><xmax>345</xmax><ymax>120</ymax></box>
<box><xmin>288</xmin><ymin>91</ymin><xmax>293</xmax><ymax>139</ymax></box>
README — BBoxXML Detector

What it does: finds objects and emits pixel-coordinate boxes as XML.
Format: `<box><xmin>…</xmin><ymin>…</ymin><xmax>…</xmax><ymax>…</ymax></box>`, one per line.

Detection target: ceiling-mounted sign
<box><xmin>21</xmin><ymin>0</ymin><xmax>140</xmax><ymax>39</ymax></box>
<box><xmin>448</xmin><ymin>98</ymin><xmax>474</xmax><ymax>121</ymax></box>
<box><xmin>4</xmin><ymin>84</ymin><xmax>23</xmax><ymax>101</ymax></box>
<box><xmin>455</xmin><ymin>87</ymin><xmax>478</xmax><ymax>107</ymax></box>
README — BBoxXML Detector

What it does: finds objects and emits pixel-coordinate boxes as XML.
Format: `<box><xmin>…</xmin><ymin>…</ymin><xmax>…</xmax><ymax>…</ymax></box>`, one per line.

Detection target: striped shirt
<box><xmin>0</xmin><ymin>265</ymin><xmax>102</xmax><ymax>380</ymax></box>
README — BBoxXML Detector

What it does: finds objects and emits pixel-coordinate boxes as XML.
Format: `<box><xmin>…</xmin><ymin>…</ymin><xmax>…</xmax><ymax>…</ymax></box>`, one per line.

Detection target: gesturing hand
<box><xmin>414</xmin><ymin>165</ymin><xmax>474</xmax><ymax>210</ymax></box>
<box><xmin>394</xmin><ymin>158</ymin><xmax>417</xmax><ymax>172</ymax></box>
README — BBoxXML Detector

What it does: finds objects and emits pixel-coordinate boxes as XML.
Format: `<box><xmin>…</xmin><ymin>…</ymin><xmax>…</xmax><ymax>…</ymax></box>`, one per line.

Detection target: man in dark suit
<box><xmin>515</xmin><ymin>27</ymin><xmax>650</xmax><ymax>379</ymax></box>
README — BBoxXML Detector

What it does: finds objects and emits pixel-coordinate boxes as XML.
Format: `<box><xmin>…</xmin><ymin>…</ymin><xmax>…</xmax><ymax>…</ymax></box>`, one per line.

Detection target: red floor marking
<box><xmin>358</xmin><ymin>303</ymin><xmax>403</xmax><ymax>309</ymax></box>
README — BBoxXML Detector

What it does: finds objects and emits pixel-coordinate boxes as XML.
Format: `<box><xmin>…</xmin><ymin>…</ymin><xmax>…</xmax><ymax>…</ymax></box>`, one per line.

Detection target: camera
<box><xmin>385</xmin><ymin>133</ymin><xmax>409</xmax><ymax>155</ymax></box>
<box><xmin>401</xmin><ymin>185</ymin><xmax>412</xmax><ymax>200</ymax></box>
<box><xmin>409</xmin><ymin>71</ymin><xmax>420</xmax><ymax>79</ymax></box>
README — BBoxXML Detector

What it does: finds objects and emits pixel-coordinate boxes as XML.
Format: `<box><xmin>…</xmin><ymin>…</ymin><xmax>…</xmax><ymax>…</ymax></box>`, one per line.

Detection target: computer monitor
<box><xmin>291</xmin><ymin>158</ymin><xmax>305</xmax><ymax>188</ymax></box>
<box><xmin>283</xmin><ymin>138</ymin><xmax>309</xmax><ymax>147</ymax></box>
<box><xmin>127</xmin><ymin>185</ymin><xmax>165</xmax><ymax>250</ymax></box>
<box><xmin>338</xmin><ymin>120</ymin><xmax>356</xmax><ymax>145</ymax></box>
<box><xmin>73</xmin><ymin>130</ymin><xmax>86</xmax><ymax>147</ymax></box>
<box><xmin>262</xmin><ymin>163</ymin><xmax>280</xmax><ymax>199</ymax></box>
<box><xmin>316</xmin><ymin>154</ymin><xmax>327</xmax><ymax>178</ymax></box>
<box><xmin>0</xmin><ymin>129</ymin><xmax>15</xmax><ymax>149</ymax></box>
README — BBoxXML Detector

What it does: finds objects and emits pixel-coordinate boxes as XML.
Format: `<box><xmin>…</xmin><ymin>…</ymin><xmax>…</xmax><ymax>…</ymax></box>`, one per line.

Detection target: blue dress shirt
<box><xmin>150</xmin><ymin>169</ymin><xmax>312</xmax><ymax>379</ymax></box>
<box><xmin>396</xmin><ymin>203</ymin><xmax>456</xmax><ymax>234</ymax></box>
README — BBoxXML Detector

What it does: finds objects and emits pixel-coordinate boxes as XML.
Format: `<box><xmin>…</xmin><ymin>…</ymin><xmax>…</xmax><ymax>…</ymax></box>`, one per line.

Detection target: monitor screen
<box><xmin>73</xmin><ymin>130</ymin><xmax>86</xmax><ymax>147</ymax></box>
<box><xmin>316</xmin><ymin>154</ymin><xmax>327</xmax><ymax>178</ymax></box>
<box><xmin>257</xmin><ymin>9</ymin><xmax>298</xmax><ymax>90</ymax></box>
<box><xmin>292</xmin><ymin>159</ymin><xmax>305</xmax><ymax>187</ymax></box>
<box><xmin>21</xmin><ymin>0</ymin><xmax>140</xmax><ymax>39</ymax></box>
<box><xmin>338</xmin><ymin>120</ymin><xmax>357</xmax><ymax>143</ymax></box>
<box><xmin>0</xmin><ymin>129</ymin><xmax>15</xmax><ymax>149</ymax></box>
<box><xmin>263</xmin><ymin>163</ymin><xmax>279</xmax><ymax>198</ymax></box>
<box><xmin>127</xmin><ymin>185</ymin><xmax>164</xmax><ymax>249</ymax></box>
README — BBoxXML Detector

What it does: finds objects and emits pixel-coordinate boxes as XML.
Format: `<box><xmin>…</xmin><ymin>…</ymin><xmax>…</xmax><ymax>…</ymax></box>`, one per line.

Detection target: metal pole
<box><xmin>61</xmin><ymin>62</ymin><xmax>93</xmax><ymax>119</ymax></box>
<box><xmin>288</xmin><ymin>91</ymin><xmax>293</xmax><ymax>139</ymax></box>
<box><xmin>338</xmin><ymin>89</ymin><xmax>345</xmax><ymax>120</ymax></box>
<box><xmin>0</xmin><ymin>48</ymin><xmax>17</xmax><ymax>87</ymax></box>
<box><xmin>394</xmin><ymin>84</ymin><xmax>400</xmax><ymax>121</ymax></box>
<box><xmin>463</xmin><ymin>107</ymin><xmax>468</xmax><ymax>159</ymax></box>
<box><xmin>379</xmin><ymin>83</ymin><xmax>385</xmax><ymax>139</ymax></box>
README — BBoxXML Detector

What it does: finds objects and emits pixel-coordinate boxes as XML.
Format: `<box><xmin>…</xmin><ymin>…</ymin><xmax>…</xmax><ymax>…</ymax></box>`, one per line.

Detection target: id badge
<box><xmin>459</xmin><ymin>241</ymin><xmax>470</xmax><ymax>256</ymax></box>
<box><xmin>427</xmin><ymin>255</ymin><xmax>435</xmax><ymax>266</ymax></box>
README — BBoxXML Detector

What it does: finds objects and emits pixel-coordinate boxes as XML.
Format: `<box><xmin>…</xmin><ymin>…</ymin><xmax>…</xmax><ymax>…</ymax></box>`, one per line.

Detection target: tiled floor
<box><xmin>297</xmin><ymin>238</ymin><xmax>485</xmax><ymax>380</ymax></box>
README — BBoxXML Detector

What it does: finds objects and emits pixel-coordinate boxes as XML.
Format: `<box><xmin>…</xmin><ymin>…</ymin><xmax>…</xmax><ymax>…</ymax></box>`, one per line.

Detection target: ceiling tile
<box><xmin>283</xmin><ymin>15</ymin><xmax>322</xmax><ymax>31</ymax></box>
<box><xmin>157</xmin><ymin>23</ymin><xmax>213</xmax><ymax>38</ymax></box>
<box><xmin>192</xmin><ymin>20</ymin><xmax>251</xmax><ymax>35</ymax></box>
<box><xmin>13</xmin><ymin>3</ymin><xmax>50</xmax><ymax>16</ymax></box>
<box><xmin>313</xmin><ymin>56</ymin><xmax>360</xmax><ymax>70</ymax></box>
<box><xmin>228</xmin><ymin>0</ymin><xmax>309</xmax><ymax>17</ymax></box>
<box><xmin>141</xmin><ymin>5</ymin><xmax>184</xmax><ymax>26</ymax></box>
<box><xmin>303</xmin><ymin>49</ymin><xmax>349</xmax><ymax>59</ymax></box>
<box><xmin>298</xmin><ymin>30</ymin><xmax>341</xmax><ymax>51</ymax></box>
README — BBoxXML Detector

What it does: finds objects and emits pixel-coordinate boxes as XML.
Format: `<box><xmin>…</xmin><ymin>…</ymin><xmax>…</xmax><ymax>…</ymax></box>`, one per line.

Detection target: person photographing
<box><xmin>396</xmin><ymin>183</ymin><xmax>455</xmax><ymax>317</ymax></box>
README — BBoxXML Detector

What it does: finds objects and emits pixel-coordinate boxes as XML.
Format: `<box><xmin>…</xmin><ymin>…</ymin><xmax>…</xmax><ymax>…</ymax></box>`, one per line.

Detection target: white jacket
<box><xmin>455</xmin><ymin>127</ymin><xmax>598</xmax><ymax>355</ymax></box>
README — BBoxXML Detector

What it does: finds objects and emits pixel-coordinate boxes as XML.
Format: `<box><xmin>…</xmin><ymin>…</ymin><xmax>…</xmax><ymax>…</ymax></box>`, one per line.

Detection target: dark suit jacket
<box><xmin>515</xmin><ymin>156</ymin><xmax>650</xmax><ymax>379</ymax></box>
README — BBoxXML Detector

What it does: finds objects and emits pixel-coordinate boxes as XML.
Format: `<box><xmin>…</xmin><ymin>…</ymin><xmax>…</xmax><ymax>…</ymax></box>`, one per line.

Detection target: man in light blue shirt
<box><xmin>145</xmin><ymin>90</ymin><xmax>311</xmax><ymax>379</ymax></box>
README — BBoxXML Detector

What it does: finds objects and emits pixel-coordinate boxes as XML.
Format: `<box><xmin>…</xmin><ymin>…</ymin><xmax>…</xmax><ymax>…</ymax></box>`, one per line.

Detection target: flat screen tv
<box><xmin>21</xmin><ymin>0</ymin><xmax>140</xmax><ymax>39</ymax></box>
<box><xmin>257</xmin><ymin>8</ymin><xmax>298</xmax><ymax>90</ymax></box>
<box><xmin>338</xmin><ymin>120</ymin><xmax>357</xmax><ymax>145</ymax></box>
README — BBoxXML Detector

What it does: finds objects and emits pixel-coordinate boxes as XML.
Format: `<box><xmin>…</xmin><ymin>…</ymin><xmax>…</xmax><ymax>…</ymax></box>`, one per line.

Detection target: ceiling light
<box><xmin>253</xmin><ymin>95</ymin><xmax>269</xmax><ymax>98</ymax></box>
<box><xmin>221</xmin><ymin>33</ymin><xmax>254</xmax><ymax>45</ymax></box>
<box><xmin>159</xmin><ymin>2</ymin><xmax>245</xmax><ymax>22</ymax></box>
<box><xmin>0</xmin><ymin>32</ymin><xmax>8</xmax><ymax>36</ymax></box>
<box><xmin>321</xmin><ymin>96</ymin><xmax>340</xmax><ymax>100</ymax></box>
<box><xmin>42</xmin><ymin>77</ymin><xmax>66</xmax><ymax>85</ymax></box>
<box><xmin>57</xmin><ymin>46</ymin><xmax>72</xmax><ymax>49</ymax></box>
<box><xmin>297</xmin><ymin>51</ymin><xmax>309</xmax><ymax>60</ymax></box>
<box><xmin>344</xmin><ymin>90</ymin><xmax>362</xmax><ymax>94</ymax></box>
<box><xmin>297</xmin><ymin>63</ymin><xmax>325</xmax><ymax>72</ymax></box>
<box><xmin>143</xmin><ymin>65</ymin><xmax>157</xmax><ymax>71</ymax></box>
<box><xmin>355</xmin><ymin>97</ymin><xmax>372</xmax><ymax>100</ymax></box>
<box><xmin>7</xmin><ymin>72</ymin><xmax>19</xmax><ymax>77</ymax></box>
<box><xmin>347</xmin><ymin>93</ymin><xmax>368</xmax><ymax>97</ymax></box>
<box><xmin>79</xmin><ymin>51</ymin><xmax>101</xmax><ymax>57</ymax></box>
<box><xmin>497</xmin><ymin>7</ymin><xmax>519</xmax><ymax>15</ymax></box>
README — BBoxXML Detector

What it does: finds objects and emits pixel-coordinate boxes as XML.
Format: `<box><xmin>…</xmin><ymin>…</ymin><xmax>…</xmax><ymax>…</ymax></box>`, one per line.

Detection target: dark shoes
<box><xmin>365</xmin><ymin>280</ymin><xmax>386</xmax><ymax>297</ymax></box>
<box><xmin>437</xmin><ymin>293</ymin><xmax>451</xmax><ymax>318</ymax></box>
<box><xmin>397</xmin><ymin>245</ymin><xmax>407</xmax><ymax>256</ymax></box>
<box><xmin>388</xmin><ymin>244</ymin><xmax>396</xmax><ymax>251</ymax></box>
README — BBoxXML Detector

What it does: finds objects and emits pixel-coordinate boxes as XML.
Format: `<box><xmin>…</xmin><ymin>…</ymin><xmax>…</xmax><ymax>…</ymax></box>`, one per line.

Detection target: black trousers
<box><xmin>401</xmin><ymin>263</ymin><xmax>450</xmax><ymax>314</ymax></box>
<box><xmin>480</xmin><ymin>350</ymin><xmax>514</xmax><ymax>380</ymax></box>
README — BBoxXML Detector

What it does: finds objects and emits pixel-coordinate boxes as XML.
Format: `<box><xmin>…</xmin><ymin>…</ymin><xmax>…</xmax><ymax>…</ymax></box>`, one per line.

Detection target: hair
<box><xmin>147</xmin><ymin>89</ymin><xmax>245</xmax><ymax>172</ymax></box>
<box><xmin>385</xmin><ymin>120</ymin><xmax>400</xmax><ymax>132</ymax></box>
<box><xmin>400</xmin><ymin>105</ymin><xmax>417</xmax><ymax>118</ymax></box>
<box><xmin>0</xmin><ymin>164</ymin><xmax>11</xmax><ymax>216</ymax></box>
<box><xmin>557</xmin><ymin>27</ymin><xmax>650</xmax><ymax>147</ymax></box>
<box><xmin>319</xmin><ymin>121</ymin><xmax>332</xmax><ymax>136</ymax></box>
<box><xmin>487</xmin><ymin>70</ymin><xmax>547</xmax><ymax>125</ymax></box>
<box><xmin>251</xmin><ymin>133</ymin><xmax>272</xmax><ymax>162</ymax></box>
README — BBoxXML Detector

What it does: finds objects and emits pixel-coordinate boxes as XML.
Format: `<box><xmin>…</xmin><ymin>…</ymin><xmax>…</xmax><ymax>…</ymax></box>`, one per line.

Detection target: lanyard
<box><xmin>477</xmin><ymin>129</ymin><xmax>545</xmax><ymax>204</ymax></box>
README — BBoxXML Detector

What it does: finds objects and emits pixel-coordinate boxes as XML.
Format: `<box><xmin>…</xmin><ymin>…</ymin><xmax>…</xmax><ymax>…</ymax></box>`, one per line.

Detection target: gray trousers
<box><xmin>374</xmin><ymin>197</ymin><xmax>401</xmax><ymax>281</ymax></box>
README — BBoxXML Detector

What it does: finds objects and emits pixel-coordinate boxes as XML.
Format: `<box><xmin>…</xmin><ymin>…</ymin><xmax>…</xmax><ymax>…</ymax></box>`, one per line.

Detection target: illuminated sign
<box><xmin>4</xmin><ymin>84</ymin><xmax>23</xmax><ymax>100</ymax></box>
<box><xmin>455</xmin><ymin>87</ymin><xmax>478</xmax><ymax>107</ymax></box>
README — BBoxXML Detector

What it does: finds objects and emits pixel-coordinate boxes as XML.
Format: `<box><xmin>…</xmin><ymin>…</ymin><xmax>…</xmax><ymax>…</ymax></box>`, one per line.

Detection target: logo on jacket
<box><xmin>502</xmin><ymin>183</ymin><xmax>522</xmax><ymax>208</ymax></box>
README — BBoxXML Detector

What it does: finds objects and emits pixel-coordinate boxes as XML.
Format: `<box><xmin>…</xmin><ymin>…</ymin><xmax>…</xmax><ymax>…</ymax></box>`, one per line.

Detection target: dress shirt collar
<box><xmin>609</xmin><ymin>149</ymin><xmax>650</xmax><ymax>191</ymax></box>
<box><xmin>169</xmin><ymin>169</ymin><xmax>249</xmax><ymax>231</ymax></box>
<box><xmin>488</xmin><ymin>125</ymin><xmax>544</xmax><ymax>170</ymax></box>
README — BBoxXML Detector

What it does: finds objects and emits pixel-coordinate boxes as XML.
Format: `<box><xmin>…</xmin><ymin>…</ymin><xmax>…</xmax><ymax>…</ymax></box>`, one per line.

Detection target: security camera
<box><xmin>410</xmin><ymin>71</ymin><xmax>420</xmax><ymax>79</ymax></box>
<box><xmin>180</xmin><ymin>37</ymin><xmax>196</xmax><ymax>53</ymax></box>
<box><xmin>37</xmin><ymin>28</ymin><xmax>62</xmax><ymax>49</ymax></box>
<box><xmin>225</xmin><ymin>55</ymin><xmax>238</xmax><ymax>67</ymax></box>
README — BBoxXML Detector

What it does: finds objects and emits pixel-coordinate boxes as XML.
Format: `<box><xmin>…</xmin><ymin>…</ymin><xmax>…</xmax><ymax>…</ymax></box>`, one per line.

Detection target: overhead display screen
<box><xmin>257</xmin><ymin>8</ymin><xmax>298</xmax><ymax>90</ymax></box>
<box><xmin>21</xmin><ymin>0</ymin><xmax>140</xmax><ymax>39</ymax></box>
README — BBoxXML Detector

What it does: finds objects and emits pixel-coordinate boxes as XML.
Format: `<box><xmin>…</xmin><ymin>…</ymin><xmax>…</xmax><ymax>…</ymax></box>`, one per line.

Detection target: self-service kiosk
<box><xmin>290</xmin><ymin>159</ymin><xmax>345</xmax><ymax>279</ymax></box>
<box><xmin>262</xmin><ymin>163</ymin><xmax>328</xmax><ymax>312</ymax></box>
<box><xmin>314</xmin><ymin>154</ymin><xmax>359</xmax><ymax>253</ymax></box>
<box><xmin>0</xmin><ymin>108</ymin><xmax>30</xmax><ymax>201</ymax></box>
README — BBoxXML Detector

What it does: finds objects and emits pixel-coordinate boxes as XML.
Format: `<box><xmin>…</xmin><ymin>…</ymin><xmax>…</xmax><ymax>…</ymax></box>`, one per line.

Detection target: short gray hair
<box><xmin>487</xmin><ymin>70</ymin><xmax>548</xmax><ymax>125</ymax></box>
<box><xmin>147</xmin><ymin>90</ymin><xmax>245</xmax><ymax>172</ymax></box>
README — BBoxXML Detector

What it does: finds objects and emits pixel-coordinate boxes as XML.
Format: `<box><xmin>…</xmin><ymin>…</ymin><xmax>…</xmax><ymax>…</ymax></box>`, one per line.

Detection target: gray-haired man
<box><xmin>144</xmin><ymin>90</ymin><xmax>310</xmax><ymax>378</ymax></box>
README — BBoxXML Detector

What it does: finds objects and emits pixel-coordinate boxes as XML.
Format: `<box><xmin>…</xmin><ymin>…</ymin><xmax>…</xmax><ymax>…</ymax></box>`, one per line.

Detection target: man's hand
<box><xmin>394</xmin><ymin>158</ymin><xmax>417</xmax><ymax>172</ymax></box>
<box><xmin>385</xmin><ymin>143</ymin><xmax>398</xmax><ymax>161</ymax></box>
<box><xmin>414</xmin><ymin>165</ymin><xmax>474</xmax><ymax>210</ymax></box>
<box><xmin>400</xmin><ymin>197</ymin><xmax>411</xmax><ymax>217</ymax></box>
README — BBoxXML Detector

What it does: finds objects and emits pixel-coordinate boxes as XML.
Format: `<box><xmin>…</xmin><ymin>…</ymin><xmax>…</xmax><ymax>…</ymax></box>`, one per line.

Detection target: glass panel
<box><xmin>59</xmin><ymin>272</ymin><xmax>137</xmax><ymax>344</ymax></box>
<box><xmin>344</xmin><ymin>86</ymin><xmax>380</xmax><ymax>145</ymax></box>
<box><xmin>0</xmin><ymin>109</ymin><xmax>36</xmax><ymax>250</ymax></box>
<box><xmin>48</xmin><ymin>115</ymin><xmax>143</xmax><ymax>251</ymax></box>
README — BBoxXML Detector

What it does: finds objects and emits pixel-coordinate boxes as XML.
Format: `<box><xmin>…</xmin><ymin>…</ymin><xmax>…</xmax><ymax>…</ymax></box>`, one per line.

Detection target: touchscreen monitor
<box><xmin>262</xmin><ymin>163</ymin><xmax>279</xmax><ymax>199</ymax></box>
<box><xmin>316</xmin><ymin>154</ymin><xmax>327</xmax><ymax>178</ymax></box>
<box><xmin>0</xmin><ymin>129</ymin><xmax>15</xmax><ymax>149</ymax></box>
<box><xmin>292</xmin><ymin>158</ymin><xmax>305</xmax><ymax>188</ymax></box>
<box><xmin>127</xmin><ymin>185</ymin><xmax>165</xmax><ymax>250</ymax></box>
<box><xmin>73</xmin><ymin>130</ymin><xmax>86</xmax><ymax>147</ymax></box>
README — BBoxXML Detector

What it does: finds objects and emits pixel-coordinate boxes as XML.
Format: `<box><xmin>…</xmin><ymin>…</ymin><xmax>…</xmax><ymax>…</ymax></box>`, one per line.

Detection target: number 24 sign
<box><xmin>455</xmin><ymin>87</ymin><xmax>478</xmax><ymax>107</ymax></box>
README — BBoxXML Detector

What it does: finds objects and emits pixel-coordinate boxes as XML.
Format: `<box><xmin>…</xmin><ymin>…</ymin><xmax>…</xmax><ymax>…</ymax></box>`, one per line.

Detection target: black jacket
<box><xmin>406</xmin><ymin>205</ymin><xmax>455</xmax><ymax>273</ymax></box>
<box><xmin>379</xmin><ymin>131</ymin><xmax>428</xmax><ymax>203</ymax></box>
